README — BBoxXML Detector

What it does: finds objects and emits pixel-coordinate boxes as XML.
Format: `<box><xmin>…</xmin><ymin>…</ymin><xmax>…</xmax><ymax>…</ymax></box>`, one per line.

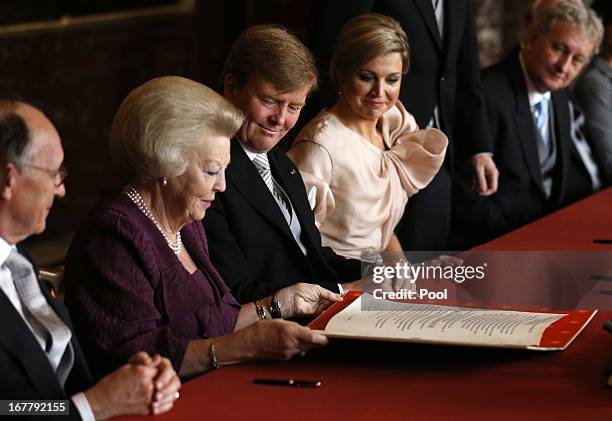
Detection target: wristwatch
<box><xmin>269</xmin><ymin>293</ymin><xmax>283</xmax><ymax>319</ymax></box>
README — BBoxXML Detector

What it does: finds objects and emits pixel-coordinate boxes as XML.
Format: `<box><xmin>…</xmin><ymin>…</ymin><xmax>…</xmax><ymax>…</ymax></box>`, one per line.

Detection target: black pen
<box><xmin>593</xmin><ymin>239</ymin><xmax>612</xmax><ymax>244</ymax></box>
<box><xmin>253</xmin><ymin>378</ymin><xmax>322</xmax><ymax>387</ymax></box>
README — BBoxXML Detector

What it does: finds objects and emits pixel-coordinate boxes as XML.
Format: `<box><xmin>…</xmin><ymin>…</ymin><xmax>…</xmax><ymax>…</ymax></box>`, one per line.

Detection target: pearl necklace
<box><xmin>124</xmin><ymin>185</ymin><xmax>183</xmax><ymax>255</ymax></box>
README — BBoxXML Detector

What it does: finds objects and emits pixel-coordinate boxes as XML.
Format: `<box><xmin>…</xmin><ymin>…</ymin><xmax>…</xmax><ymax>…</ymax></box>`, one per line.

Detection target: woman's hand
<box><xmin>227</xmin><ymin>319</ymin><xmax>329</xmax><ymax>361</ymax></box>
<box><xmin>275</xmin><ymin>283</ymin><xmax>342</xmax><ymax>318</ymax></box>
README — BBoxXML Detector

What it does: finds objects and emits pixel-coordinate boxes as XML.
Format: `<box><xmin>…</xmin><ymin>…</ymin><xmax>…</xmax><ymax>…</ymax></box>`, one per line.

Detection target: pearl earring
<box><xmin>162</xmin><ymin>177</ymin><xmax>168</xmax><ymax>186</ymax></box>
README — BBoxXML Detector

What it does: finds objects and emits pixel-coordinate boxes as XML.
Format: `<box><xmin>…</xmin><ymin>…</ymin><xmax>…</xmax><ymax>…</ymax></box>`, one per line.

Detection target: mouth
<box><xmin>257</xmin><ymin>124</ymin><xmax>281</xmax><ymax>135</ymax></box>
<box><xmin>548</xmin><ymin>70</ymin><xmax>566</xmax><ymax>82</ymax></box>
<box><xmin>363</xmin><ymin>99</ymin><xmax>387</xmax><ymax>109</ymax></box>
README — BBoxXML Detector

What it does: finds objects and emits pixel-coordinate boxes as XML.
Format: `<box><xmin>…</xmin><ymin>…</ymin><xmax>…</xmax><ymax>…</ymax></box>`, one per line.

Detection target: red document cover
<box><xmin>309</xmin><ymin>291</ymin><xmax>597</xmax><ymax>350</ymax></box>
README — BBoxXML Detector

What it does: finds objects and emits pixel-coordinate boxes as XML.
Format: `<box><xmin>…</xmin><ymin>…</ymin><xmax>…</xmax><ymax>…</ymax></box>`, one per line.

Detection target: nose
<box><xmin>55</xmin><ymin>182</ymin><xmax>66</xmax><ymax>198</ymax></box>
<box><xmin>269</xmin><ymin>105</ymin><xmax>286</xmax><ymax>128</ymax></box>
<box><xmin>372</xmin><ymin>79</ymin><xmax>384</xmax><ymax>97</ymax></box>
<box><xmin>556</xmin><ymin>54</ymin><xmax>572</xmax><ymax>75</ymax></box>
<box><xmin>215</xmin><ymin>170</ymin><xmax>226</xmax><ymax>193</ymax></box>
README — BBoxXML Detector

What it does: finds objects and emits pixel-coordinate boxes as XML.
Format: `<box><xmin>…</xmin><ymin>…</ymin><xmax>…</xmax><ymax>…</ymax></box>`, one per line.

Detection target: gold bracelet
<box><xmin>254</xmin><ymin>299</ymin><xmax>267</xmax><ymax>320</ymax></box>
<box><xmin>209</xmin><ymin>338</ymin><xmax>218</xmax><ymax>370</ymax></box>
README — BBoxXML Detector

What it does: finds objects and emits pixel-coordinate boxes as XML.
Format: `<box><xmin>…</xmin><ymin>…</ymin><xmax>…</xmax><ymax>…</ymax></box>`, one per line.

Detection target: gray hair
<box><xmin>330</xmin><ymin>13</ymin><xmax>409</xmax><ymax>88</ymax></box>
<box><xmin>110</xmin><ymin>76</ymin><xmax>245</xmax><ymax>184</ymax></box>
<box><xmin>530</xmin><ymin>0</ymin><xmax>604</xmax><ymax>55</ymax></box>
<box><xmin>0</xmin><ymin>101</ymin><xmax>37</xmax><ymax>172</ymax></box>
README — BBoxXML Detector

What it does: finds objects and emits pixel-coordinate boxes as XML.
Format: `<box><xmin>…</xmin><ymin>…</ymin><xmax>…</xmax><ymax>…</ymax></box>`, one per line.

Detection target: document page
<box><xmin>324</xmin><ymin>293</ymin><xmax>565</xmax><ymax>347</ymax></box>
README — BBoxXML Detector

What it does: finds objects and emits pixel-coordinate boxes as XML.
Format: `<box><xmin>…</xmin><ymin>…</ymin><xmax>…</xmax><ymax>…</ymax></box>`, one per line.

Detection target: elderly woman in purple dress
<box><xmin>64</xmin><ymin>76</ymin><xmax>339</xmax><ymax>379</ymax></box>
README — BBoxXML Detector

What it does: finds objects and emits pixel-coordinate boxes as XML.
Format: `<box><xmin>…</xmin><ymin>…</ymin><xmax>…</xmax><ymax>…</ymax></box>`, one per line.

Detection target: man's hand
<box><xmin>85</xmin><ymin>352</ymin><xmax>181</xmax><ymax>419</ymax></box>
<box><xmin>84</xmin><ymin>362</ymin><xmax>157</xmax><ymax>420</ymax></box>
<box><xmin>276</xmin><ymin>283</ymin><xmax>342</xmax><ymax>318</ymax></box>
<box><xmin>129</xmin><ymin>352</ymin><xmax>181</xmax><ymax>415</ymax></box>
<box><xmin>472</xmin><ymin>154</ymin><xmax>499</xmax><ymax>196</ymax></box>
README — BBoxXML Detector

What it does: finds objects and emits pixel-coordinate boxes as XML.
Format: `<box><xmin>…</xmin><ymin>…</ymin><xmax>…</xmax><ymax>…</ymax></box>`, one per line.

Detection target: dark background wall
<box><xmin>0</xmin><ymin>0</ymin><xmax>546</xmax><ymax>263</ymax></box>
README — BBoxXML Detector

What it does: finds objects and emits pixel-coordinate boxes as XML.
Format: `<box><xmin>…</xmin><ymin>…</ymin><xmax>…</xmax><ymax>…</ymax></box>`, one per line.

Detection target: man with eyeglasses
<box><xmin>0</xmin><ymin>112</ymin><xmax>67</xmax><ymax>238</ymax></box>
<box><xmin>0</xmin><ymin>100</ymin><xmax>181</xmax><ymax>420</ymax></box>
<box><xmin>18</xmin><ymin>162</ymin><xmax>68</xmax><ymax>186</ymax></box>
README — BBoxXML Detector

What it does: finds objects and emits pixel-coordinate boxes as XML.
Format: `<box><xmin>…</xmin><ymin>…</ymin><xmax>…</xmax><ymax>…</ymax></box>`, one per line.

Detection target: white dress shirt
<box><xmin>0</xmin><ymin>237</ymin><xmax>94</xmax><ymax>421</ymax></box>
<box><xmin>519</xmin><ymin>53</ymin><xmax>552</xmax><ymax>137</ymax></box>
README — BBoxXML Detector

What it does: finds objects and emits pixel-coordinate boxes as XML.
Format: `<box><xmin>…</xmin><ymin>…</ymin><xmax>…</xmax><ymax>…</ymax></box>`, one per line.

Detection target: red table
<box><xmin>477</xmin><ymin>187</ymin><xmax>612</xmax><ymax>251</ymax></box>
<box><xmin>117</xmin><ymin>189</ymin><xmax>612</xmax><ymax>420</ymax></box>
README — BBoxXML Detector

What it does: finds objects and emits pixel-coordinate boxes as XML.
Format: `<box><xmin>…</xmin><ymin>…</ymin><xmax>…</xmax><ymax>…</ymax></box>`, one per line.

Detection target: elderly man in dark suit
<box><xmin>0</xmin><ymin>100</ymin><xmax>180</xmax><ymax>420</ymax></box>
<box><xmin>573</xmin><ymin>0</ymin><xmax>612</xmax><ymax>183</ymax></box>
<box><xmin>456</xmin><ymin>1</ymin><xmax>603</xmax><ymax>245</ymax></box>
<box><xmin>203</xmin><ymin>25</ymin><xmax>363</xmax><ymax>305</ymax></box>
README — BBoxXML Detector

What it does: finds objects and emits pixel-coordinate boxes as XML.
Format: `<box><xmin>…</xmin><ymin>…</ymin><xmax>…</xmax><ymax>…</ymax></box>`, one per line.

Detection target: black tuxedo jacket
<box><xmin>0</xmin><ymin>261</ymin><xmax>93</xmax><ymax>420</ymax></box>
<box><xmin>203</xmin><ymin>139</ymin><xmax>361</xmax><ymax>304</ymax></box>
<box><xmin>455</xmin><ymin>51</ymin><xmax>592</xmax><ymax>244</ymax></box>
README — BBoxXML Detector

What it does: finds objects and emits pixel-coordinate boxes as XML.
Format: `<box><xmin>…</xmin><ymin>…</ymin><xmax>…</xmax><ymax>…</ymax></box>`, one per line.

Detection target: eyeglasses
<box><xmin>18</xmin><ymin>162</ymin><xmax>68</xmax><ymax>187</ymax></box>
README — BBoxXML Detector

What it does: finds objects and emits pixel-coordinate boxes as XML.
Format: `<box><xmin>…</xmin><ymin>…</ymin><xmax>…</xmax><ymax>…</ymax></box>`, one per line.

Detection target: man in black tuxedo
<box><xmin>455</xmin><ymin>1</ymin><xmax>602</xmax><ymax>245</ymax></box>
<box><xmin>0</xmin><ymin>101</ymin><xmax>180</xmax><ymax>420</ymax></box>
<box><xmin>203</xmin><ymin>25</ymin><xmax>362</xmax><ymax>304</ymax></box>
<box><xmin>307</xmin><ymin>0</ymin><xmax>498</xmax><ymax>251</ymax></box>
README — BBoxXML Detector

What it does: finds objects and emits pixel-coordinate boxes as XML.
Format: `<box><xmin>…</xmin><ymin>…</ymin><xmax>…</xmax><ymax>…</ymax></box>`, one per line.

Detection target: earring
<box><xmin>162</xmin><ymin>177</ymin><xmax>168</xmax><ymax>186</ymax></box>
<box><xmin>337</xmin><ymin>87</ymin><xmax>343</xmax><ymax>97</ymax></box>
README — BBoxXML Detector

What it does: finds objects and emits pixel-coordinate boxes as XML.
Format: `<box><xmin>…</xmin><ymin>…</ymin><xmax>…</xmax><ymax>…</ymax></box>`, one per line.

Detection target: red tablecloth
<box><xmin>116</xmin><ymin>189</ymin><xmax>612</xmax><ymax>420</ymax></box>
<box><xmin>477</xmin><ymin>187</ymin><xmax>612</xmax><ymax>251</ymax></box>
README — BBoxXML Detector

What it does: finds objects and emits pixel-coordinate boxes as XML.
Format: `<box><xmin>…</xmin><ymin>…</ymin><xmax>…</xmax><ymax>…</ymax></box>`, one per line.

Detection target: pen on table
<box><xmin>593</xmin><ymin>239</ymin><xmax>612</xmax><ymax>244</ymax></box>
<box><xmin>253</xmin><ymin>378</ymin><xmax>322</xmax><ymax>387</ymax></box>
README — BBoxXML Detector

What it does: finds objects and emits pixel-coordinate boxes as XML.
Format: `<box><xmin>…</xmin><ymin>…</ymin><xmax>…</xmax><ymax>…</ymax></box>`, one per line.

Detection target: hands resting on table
<box><xmin>84</xmin><ymin>352</ymin><xmax>181</xmax><ymax>420</ymax></box>
<box><xmin>181</xmin><ymin>256</ymin><xmax>463</xmax><ymax>377</ymax></box>
<box><xmin>180</xmin><ymin>282</ymin><xmax>340</xmax><ymax>376</ymax></box>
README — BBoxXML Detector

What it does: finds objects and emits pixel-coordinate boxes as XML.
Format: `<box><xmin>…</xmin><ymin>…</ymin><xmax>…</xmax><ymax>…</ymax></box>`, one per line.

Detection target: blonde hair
<box><xmin>110</xmin><ymin>76</ymin><xmax>244</xmax><ymax>184</ymax></box>
<box><xmin>330</xmin><ymin>13</ymin><xmax>409</xmax><ymax>88</ymax></box>
<box><xmin>220</xmin><ymin>24</ymin><xmax>318</xmax><ymax>93</ymax></box>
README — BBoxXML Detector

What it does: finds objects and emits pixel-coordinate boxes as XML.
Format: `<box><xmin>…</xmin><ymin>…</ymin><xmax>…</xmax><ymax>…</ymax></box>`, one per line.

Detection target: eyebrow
<box><xmin>201</xmin><ymin>159</ymin><xmax>230</xmax><ymax>167</ymax></box>
<box><xmin>359</xmin><ymin>69</ymin><xmax>402</xmax><ymax>75</ymax></box>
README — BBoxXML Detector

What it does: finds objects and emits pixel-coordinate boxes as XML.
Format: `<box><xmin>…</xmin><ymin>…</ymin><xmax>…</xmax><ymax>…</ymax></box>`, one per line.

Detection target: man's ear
<box><xmin>223</xmin><ymin>74</ymin><xmax>236</xmax><ymax>99</ymax></box>
<box><xmin>1</xmin><ymin>162</ymin><xmax>17</xmax><ymax>201</ymax></box>
<box><xmin>522</xmin><ymin>29</ymin><xmax>538</xmax><ymax>51</ymax></box>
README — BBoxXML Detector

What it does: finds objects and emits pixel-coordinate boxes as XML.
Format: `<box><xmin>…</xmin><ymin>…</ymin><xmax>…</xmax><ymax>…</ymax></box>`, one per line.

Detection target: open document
<box><xmin>309</xmin><ymin>292</ymin><xmax>597</xmax><ymax>351</ymax></box>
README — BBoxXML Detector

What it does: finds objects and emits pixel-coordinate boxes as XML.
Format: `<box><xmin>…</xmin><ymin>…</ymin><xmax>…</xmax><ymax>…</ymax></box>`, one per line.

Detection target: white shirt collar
<box><xmin>0</xmin><ymin>236</ymin><xmax>14</xmax><ymax>267</ymax></box>
<box><xmin>519</xmin><ymin>51</ymin><xmax>551</xmax><ymax>109</ymax></box>
<box><xmin>238</xmin><ymin>138</ymin><xmax>265</xmax><ymax>162</ymax></box>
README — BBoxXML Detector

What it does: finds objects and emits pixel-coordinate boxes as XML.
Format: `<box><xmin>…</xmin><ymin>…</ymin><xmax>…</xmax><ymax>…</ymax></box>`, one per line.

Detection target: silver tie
<box><xmin>5</xmin><ymin>249</ymin><xmax>74</xmax><ymax>386</ymax></box>
<box><xmin>252</xmin><ymin>153</ymin><xmax>292</xmax><ymax>218</ymax></box>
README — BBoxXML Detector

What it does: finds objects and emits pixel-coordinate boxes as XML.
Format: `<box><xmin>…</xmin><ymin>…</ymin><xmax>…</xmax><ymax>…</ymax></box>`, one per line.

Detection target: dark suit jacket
<box><xmin>0</xmin><ymin>262</ymin><xmax>92</xmax><ymax>421</ymax></box>
<box><xmin>373</xmin><ymin>0</ymin><xmax>490</xmax><ymax>166</ymax></box>
<box><xmin>203</xmin><ymin>139</ymin><xmax>361</xmax><ymax>304</ymax></box>
<box><xmin>455</xmin><ymin>50</ymin><xmax>592</xmax><ymax>244</ymax></box>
